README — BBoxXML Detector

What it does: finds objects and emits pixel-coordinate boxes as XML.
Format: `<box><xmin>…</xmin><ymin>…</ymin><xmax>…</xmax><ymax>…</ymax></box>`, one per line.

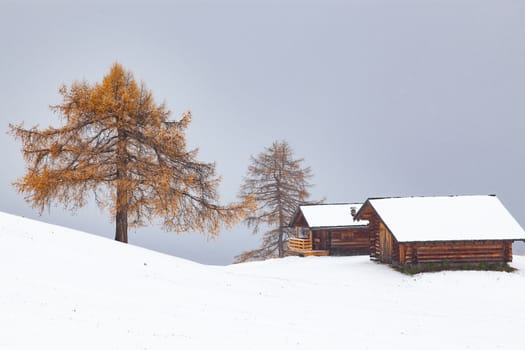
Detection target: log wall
<box><xmin>398</xmin><ymin>240</ymin><xmax>513</xmax><ymax>265</ymax></box>
<box><xmin>312</xmin><ymin>228</ymin><xmax>370</xmax><ymax>255</ymax></box>
<box><xmin>368</xmin><ymin>219</ymin><xmax>380</xmax><ymax>260</ymax></box>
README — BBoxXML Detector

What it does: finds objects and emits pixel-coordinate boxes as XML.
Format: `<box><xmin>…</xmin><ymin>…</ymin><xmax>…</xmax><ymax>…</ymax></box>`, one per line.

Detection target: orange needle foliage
<box><xmin>10</xmin><ymin>63</ymin><xmax>253</xmax><ymax>243</ymax></box>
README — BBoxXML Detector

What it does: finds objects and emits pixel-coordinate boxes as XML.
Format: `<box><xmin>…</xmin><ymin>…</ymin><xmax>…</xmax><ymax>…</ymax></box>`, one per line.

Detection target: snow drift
<box><xmin>1</xmin><ymin>211</ymin><xmax>524</xmax><ymax>349</ymax></box>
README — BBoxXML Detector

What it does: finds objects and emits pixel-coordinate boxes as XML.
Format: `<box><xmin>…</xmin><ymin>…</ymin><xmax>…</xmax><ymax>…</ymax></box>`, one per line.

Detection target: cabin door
<box><xmin>318</xmin><ymin>231</ymin><xmax>331</xmax><ymax>251</ymax></box>
<box><xmin>379</xmin><ymin>223</ymin><xmax>392</xmax><ymax>263</ymax></box>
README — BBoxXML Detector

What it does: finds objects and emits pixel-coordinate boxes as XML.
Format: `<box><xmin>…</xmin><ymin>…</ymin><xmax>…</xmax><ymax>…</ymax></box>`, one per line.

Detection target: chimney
<box><xmin>350</xmin><ymin>206</ymin><xmax>356</xmax><ymax>218</ymax></box>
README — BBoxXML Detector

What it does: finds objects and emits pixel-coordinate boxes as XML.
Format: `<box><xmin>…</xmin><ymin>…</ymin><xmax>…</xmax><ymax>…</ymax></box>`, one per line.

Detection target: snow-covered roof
<box><xmin>298</xmin><ymin>203</ymin><xmax>369</xmax><ymax>228</ymax></box>
<box><xmin>366</xmin><ymin>195</ymin><xmax>525</xmax><ymax>242</ymax></box>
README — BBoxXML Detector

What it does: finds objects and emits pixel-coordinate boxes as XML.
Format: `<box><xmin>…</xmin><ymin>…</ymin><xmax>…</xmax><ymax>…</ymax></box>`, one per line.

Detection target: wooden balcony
<box><xmin>289</xmin><ymin>237</ymin><xmax>312</xmax><ymax>251</ymax></box>
<box><xmin>288</xmin><ymin>237</ymin><xmax>329</xmax><ymax>257</ymax></box>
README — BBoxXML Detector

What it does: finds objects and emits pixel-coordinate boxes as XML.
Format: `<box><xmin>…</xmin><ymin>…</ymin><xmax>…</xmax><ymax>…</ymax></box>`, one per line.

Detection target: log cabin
<box><xmin>354</xmin><ymin>195</ymin><xmax>525</xmax><ymax>266</ymax></box>
<box><xmin>288</xmin><ymin>203</ymin><xmax>370</xmax><ymax>256</ymax></box>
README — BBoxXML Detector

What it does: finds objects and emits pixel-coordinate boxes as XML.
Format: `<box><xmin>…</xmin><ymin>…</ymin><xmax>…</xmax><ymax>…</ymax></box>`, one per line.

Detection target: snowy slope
<box><xmin>1</xmin><ymin>211</ymin><xmax>525</xmax><ymax>350</ymax></box>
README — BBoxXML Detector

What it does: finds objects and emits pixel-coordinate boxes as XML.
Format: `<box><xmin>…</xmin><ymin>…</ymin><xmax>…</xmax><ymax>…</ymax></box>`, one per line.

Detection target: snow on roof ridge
<box><xmin>299</xmin><ymin>202</ymin><xmax>363</xmax><ymax>207</ymax></box>
<box><xmin>367</xmin><ymin>194</ymin><xmax>496</xmax><ymax>201</ymax></box>
<box><xmin>298</xmin><ymin>202</ymin><xmax>368</xmax><ymax>228</ymax></box>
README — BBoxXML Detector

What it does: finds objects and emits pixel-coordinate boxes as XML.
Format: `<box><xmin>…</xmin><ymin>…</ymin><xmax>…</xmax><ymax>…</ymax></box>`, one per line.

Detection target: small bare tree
<box><xmin>236</xmin><ymin>140</ymin><xmax>318</xmax><ymax>262</ymax></box>
<box><xmin>10</xmin><ymin>63</ymin><xmax>252</xmax><ymax>243</ymax></box>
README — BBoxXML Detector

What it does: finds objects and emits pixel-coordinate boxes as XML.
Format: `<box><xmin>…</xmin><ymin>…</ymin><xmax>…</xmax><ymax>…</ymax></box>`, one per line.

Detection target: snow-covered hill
<box><xmin>1</xmin><ymin>211</ymin><xmax>524</xmax><ymax>349</ymax></box>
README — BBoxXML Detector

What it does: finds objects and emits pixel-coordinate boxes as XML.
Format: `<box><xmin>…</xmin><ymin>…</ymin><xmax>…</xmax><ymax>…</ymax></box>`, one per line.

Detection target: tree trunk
<box><xmin>277</xmin><ymin>191</ymin><xmax>284</xmax><ymax>257</ymax></box>
<box><xmin>274</xmin><ymin>156</ymin><xmax>285</xmax><ymax>257</ymax></box>
<box><xmin>115</xmin><ymin>124</ymin><xmax>128</xmax><ymax>243</ymax></box>
<box><xmin>278</xmin><ymin>225</ymin><xmax>284</xmax><ymax>257</ymax></box>
<box><xmin>115</xmin><ymin>185</ymin><xmax>128</xmax><ymax>243</ymax></box>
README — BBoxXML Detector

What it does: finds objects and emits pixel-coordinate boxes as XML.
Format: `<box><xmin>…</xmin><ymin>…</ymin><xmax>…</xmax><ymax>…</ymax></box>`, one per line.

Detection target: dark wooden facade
<box><xmin>309</xmin><ymin>228</ymin><xmax>370</xmax><ymax>255</ymax></box>
<box><xmin>357</xmin><ymin>201</ymin><xmax>514</xmax><ymax>266</ymax></box>
<box><xmin>291</xmin><ymin>209</ymin><xmax>370</xmax><ymax>256</ymax></box>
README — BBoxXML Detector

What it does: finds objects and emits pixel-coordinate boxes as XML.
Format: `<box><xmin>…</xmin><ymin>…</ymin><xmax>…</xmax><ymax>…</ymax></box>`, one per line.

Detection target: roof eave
<box><xmin>309</xmin><ymin>224</ymin><xmax>369</xmax><ymax>230</ymax></box>
<box><xmin>397</xmin><ymin>237</ymin><xmax>525</xmax><ymax>244</ymax></box>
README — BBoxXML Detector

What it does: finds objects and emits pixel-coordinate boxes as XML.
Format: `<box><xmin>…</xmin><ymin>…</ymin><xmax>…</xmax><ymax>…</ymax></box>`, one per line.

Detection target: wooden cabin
<box><xmin>288</xmin><ymin>203</ymin><xmax>370</xmax><ymax>256</ymax></box>
<box><xmin>354</xmin><ymin>195</ymin><xmax>525</xmax><ymax>266</ymax></box>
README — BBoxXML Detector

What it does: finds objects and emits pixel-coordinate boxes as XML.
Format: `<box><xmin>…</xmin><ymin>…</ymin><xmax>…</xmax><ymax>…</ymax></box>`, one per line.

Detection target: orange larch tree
<box><xmin>10</xmin><ymin>63</ymin><xmax>252</xmax><ymax>243</ymax></box>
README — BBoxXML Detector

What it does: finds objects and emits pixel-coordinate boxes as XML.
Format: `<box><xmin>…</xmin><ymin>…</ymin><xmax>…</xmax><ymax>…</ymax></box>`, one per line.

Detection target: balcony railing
<box><xmin>288</xmin><ymin>237</ymin><xmax>313</xmax><ymax>252</ymax></box>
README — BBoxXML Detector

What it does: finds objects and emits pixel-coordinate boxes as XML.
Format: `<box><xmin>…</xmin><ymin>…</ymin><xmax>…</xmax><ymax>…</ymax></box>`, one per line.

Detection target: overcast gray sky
<box><xmin>1</xmin><ymin>0</ymin><xmax>524</xmax><ymax>264</ymax></box>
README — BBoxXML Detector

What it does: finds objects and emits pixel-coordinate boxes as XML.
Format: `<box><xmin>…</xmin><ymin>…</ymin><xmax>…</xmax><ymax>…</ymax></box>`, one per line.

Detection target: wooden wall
<box><xmin>311</xmin><ymin>228</ymin><xmax>370</xmax><ymax>255</ymax></box>
<box><xmin>357</xmin><ymin>203</ymin><xmax>382</xmax><ymax>260</ymax></box>
<box><xmin>399</xmin><ymin>240</ymin><xmax>513</xmax><ymax>265</ymax></box>
<box><xmin>372</xmin><ymin>224</ymin><xmax>512</xmax><ymax>266</ymax></box>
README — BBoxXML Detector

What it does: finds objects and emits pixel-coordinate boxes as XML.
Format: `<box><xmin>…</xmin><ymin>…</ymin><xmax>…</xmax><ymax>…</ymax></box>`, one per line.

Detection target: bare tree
<box><xmin>9</xmin><ymin>63</ymin><xmax>252</xmax><ymax>243</ymax></box>
<box><xmin>236</xmin><ymin>140</ymin><xmax>318</xmax><ymax>262</ymax></box>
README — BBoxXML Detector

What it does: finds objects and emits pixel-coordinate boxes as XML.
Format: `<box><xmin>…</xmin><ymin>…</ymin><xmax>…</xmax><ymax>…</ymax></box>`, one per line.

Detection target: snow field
<box><xmin>1</xmin><ymin>211</ymin><xmax>524</xmax><ymax>349</ymax></box>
